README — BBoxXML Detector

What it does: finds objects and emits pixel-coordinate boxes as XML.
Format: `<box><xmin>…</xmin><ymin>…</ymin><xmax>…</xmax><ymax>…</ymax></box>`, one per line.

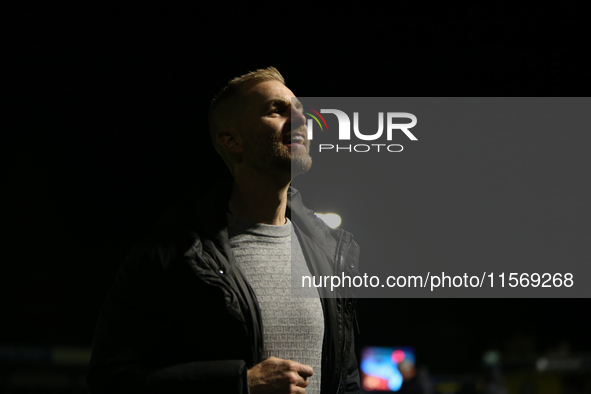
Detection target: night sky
<box><xmin>3</xmin><ymin>3</ymin><xmax>590</xmax><ymax>376</ymax></box>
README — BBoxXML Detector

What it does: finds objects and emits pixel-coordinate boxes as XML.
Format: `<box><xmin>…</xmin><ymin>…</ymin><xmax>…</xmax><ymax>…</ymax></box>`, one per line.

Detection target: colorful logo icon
<box><xmin>303</xmin><ymin>107</ymin><xmax>329</xmax><ymax>131</ymax></box>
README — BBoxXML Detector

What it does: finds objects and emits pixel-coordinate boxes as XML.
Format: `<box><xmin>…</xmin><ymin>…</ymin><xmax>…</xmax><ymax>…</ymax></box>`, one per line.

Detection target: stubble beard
<box><xmin>244</xmin><ymin>130</ymin><xmax>312</xmax><ymax>179</ymax></box>
<box><xmin>290</xmin><ymin>143</ymin><xmax>313</xmax><ymax>177</ymax></box>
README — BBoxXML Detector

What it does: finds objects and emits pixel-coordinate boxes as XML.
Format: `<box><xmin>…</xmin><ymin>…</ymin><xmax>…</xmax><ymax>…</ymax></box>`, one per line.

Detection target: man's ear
<box><xmin>216</xmin><ymin>127</ymin><xmax>243</xmax><ymax>154</ymax></box>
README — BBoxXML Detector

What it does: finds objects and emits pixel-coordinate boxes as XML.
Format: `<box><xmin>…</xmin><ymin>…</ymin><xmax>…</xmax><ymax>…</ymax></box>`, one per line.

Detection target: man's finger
<box><xmin>299</xmin><ymin>374</ymin><xmax>310</xmax><ymax>388</ymax></box>
<box><xmin>295</xmin><ymin>363</ymin><xmax>314</xmax><ymax>378</ymax></box>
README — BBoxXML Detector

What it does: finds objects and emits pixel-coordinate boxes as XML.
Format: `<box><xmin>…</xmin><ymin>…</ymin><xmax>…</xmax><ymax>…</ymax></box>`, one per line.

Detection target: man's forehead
<box><xmin>243</xmin><ymin>80</ymin><xmax>298</xmax><ymax>105</ymax></box>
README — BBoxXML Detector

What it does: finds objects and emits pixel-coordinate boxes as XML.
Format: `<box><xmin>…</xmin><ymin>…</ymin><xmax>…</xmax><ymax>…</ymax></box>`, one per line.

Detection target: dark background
<box><xmin>2</xmin><ymin>2</ymin><xmax>589</xmax><ymax>390</ymax></box>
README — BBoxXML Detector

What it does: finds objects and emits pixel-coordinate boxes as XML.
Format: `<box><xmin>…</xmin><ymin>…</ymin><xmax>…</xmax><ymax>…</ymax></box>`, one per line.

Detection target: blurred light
<box><xmin>361</xmin><ymin>346</ymin><xmax>414</xmax><ymax>392</ymax></box>
<box><xmin>391</xmin><ymin>350</ymin><xmax>406</xmax><ymax>363</ymax></box>
<box><xmin>0</xmin><ymin>345</ymin><xmax>91</xmax><ymax>365</ymax></box>
<box><xmin>363</xmin><ymin>375</ymin><xmax>389</xmax><ymax>391</ymax></box>
<box><xmin>51</xmin><ymin>346</ymin><xmax>92</xmax><ymax>365</ymax></box>
<box><xmin>315</xmin><ymin>213</ymin><xmax>342</xmax><ymax>228</ymax></box>
<box><xmin>535</xmin><ymin>357</ymin><xmax>582</xmax><ymax>372</ymax></box>
<box><xmin>482</xmin><ymin>350</ymin><xmax>501</xmax><ymax>366</ymax></box>
<box><xmin>536</xmin><ymin>357</ymin><xmax>548</xmax><ymax>371</ymax></box>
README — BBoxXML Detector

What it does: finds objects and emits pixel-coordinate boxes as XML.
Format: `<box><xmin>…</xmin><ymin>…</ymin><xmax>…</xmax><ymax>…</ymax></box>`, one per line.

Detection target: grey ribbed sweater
<box><xmin>227</xmin><ymin>214</ymin><xmax>324</xmax><ymax>394</ymax></box>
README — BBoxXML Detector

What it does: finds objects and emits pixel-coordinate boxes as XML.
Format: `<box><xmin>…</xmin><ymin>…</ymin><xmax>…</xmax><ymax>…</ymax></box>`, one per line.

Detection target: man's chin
<box><xmin>291</xmin><ymin>155</ymin><xmax>312</xmax><ymax>177</ymax></box>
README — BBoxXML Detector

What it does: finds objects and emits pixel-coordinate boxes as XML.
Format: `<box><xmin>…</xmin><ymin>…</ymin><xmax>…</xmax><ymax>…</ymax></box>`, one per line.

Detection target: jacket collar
<box><xmin>287</xmin><ymin>186</ymin><xmax>337</xmax><ymax>249</ymax></box>
<box><xmin>154</xmin><ymin>177</ymin><xmax>337</xmax><ymax>254</ymax></box>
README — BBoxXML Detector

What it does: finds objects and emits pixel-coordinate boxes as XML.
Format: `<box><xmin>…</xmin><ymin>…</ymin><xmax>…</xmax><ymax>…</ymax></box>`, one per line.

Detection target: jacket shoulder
<box><xmin>288</xmin><ymin>186</ymin><xmax>357</xmax><ymax>260</ymax></box>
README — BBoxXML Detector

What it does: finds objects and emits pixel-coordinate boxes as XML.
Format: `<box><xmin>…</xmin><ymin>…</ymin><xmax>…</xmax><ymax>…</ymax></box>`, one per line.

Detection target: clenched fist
<box><xmin>247</xmin><ymin>357</ymin><xmax>314</xmax><ymax>394</ymax></box>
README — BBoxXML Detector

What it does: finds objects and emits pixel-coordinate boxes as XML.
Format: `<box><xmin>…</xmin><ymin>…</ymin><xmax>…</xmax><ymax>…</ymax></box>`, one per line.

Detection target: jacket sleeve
<box><xmin>344</xmin><ymin>319</ymin><xmax>361</xmax><ymax>393</ymax></box>
<box><xmin>86</xmin><ymin>241</ymin><xmax>250</xmax><ymax>394</ymax></box>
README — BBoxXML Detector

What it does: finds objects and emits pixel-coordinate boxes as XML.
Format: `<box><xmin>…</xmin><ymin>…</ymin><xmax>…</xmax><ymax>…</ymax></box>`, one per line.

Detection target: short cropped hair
<box><xmin>208</xmin><ymin>67</ymin><xmax>285</xmax><ymax>173</ymax></box>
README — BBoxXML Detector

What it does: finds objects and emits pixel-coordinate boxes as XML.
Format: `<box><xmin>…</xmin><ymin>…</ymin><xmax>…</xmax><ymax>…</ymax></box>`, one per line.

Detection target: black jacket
<box><xmin>87</xmin><ymin>181</ymin><xmax>361</xmax><ymax>393</ymax></box>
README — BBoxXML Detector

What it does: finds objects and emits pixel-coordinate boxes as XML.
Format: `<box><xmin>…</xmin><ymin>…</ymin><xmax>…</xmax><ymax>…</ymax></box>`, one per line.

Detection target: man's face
<box><xmin>237</xmin><ymin>80</ymin><xmax>311</xmax><ymax>177</ymax></box>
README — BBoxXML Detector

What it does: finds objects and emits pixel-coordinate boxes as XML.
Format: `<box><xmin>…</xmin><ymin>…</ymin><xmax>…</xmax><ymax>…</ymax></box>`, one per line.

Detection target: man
<box><xmin>87</xmin><ymin>67</ymin><xmax>361</xmax><ymax>394</ymax></box>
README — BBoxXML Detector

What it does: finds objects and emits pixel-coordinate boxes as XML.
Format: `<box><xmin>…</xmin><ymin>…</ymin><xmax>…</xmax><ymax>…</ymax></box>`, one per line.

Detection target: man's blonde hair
<box><xmin>208</xmin><ymin>67</ymin><xmax>285</xmax><ymax>173</ymax></box>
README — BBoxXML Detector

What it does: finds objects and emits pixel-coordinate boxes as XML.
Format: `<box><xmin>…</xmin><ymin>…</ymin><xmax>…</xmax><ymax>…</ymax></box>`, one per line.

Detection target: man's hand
<box><xmin>247</xmin><ymin>356</ymin><xmax>314</xmax><ymax>394</ymax></box>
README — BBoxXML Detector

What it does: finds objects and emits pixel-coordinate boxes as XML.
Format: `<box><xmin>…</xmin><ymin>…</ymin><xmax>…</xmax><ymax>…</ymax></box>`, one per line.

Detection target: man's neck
<box><xmin>228</xmin><ymin>171</ymin><xmax>290</xmax><ymax>226</ymax></box>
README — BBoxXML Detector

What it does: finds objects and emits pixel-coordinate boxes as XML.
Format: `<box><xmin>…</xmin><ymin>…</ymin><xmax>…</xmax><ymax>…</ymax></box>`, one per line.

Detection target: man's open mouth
<box><xmin>285</xmin><ymin>133</ymin><xmax>306</xmax><ymax>145</ymax></box>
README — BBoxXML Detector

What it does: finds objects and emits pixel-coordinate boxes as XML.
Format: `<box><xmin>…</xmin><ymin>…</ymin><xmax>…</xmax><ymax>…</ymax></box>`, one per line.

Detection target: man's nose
<box><xmin>291</xmin><ymin>106</ymin><xmax>307</xmax><ymax>128</ymax></box>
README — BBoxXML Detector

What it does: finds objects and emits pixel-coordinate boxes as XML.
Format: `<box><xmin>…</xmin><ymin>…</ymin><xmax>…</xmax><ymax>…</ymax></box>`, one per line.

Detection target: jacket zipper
<box><xmin>335</xmin><ymin>232</ymin><xmax>351</xmax><ymax>394</ymax></box>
